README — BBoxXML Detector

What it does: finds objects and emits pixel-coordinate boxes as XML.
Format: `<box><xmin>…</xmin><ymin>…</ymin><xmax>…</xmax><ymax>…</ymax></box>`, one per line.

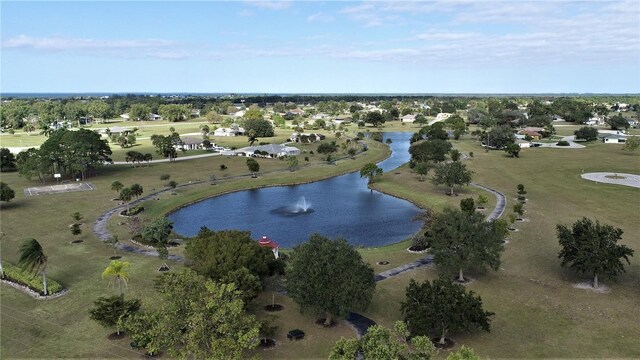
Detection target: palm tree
<box><xmin>129</xmin><ymin>184</ymin><xmax>143</xmax><ymax>199</ymax></box>
<box><xmin>119</xmin><ymin>187</ymin><xmax>133</xmax><ymax>213</ymax></box>
<box><xmin>102</xmin><ymin>260</ymin><xmax>130</xmax><ymax>296</ymax></box>
<box><xmin>18</xmin><ymin>239</ymin><xmax>49</xmax><ymax>295</ymax></box>
<box><xmin>111</xmin><ymin>181</ymin><xmax>124</xmax><ymax>198</ymax></box>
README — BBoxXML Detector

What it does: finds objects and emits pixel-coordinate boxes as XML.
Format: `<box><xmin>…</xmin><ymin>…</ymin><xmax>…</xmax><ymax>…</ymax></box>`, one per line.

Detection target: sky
<box><xmin>1</xmin><ymin>0</ymin><xmax>639</xmax><ymax>94</ymax></box>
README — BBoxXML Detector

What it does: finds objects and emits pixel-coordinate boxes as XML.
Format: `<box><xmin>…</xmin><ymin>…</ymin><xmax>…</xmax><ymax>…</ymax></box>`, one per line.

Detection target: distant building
<box><xmin>401</xmin><ymin>114</ymin><xmax>416</xmax><ymax>123</ymax></box>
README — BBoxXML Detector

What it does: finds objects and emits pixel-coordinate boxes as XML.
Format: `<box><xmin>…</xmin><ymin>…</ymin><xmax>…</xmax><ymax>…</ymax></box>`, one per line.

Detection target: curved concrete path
<box><xmin>92</xmin><ymin>163</ymin><xmax>508</xmax><ymax>338</ymax></box>
<box><xmin>345</xmin><ymin>183</ymin><xmax>507</xmax><ymax>337</ymax></box>
<box><xmin>533</xmin><ymin>135</ymin><xmax>585</xmax><ymax>149</ymax></box>
<box><xmin>581</xmin><ymin>172</ymin><xmax>640</xmax><ymax>188</ymax></box>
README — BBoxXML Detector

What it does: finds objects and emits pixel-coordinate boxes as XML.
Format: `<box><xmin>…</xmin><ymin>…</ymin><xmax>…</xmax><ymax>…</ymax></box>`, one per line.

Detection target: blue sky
<box><xmin>1</xmin><ymin>1</ymin><xmax>639</xmax><ymax>93</ymax></box>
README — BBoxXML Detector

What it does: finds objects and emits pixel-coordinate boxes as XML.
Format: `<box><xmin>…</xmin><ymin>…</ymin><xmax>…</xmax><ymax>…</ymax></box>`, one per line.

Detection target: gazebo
<box><xmin>258</xmin><ymin>235</ymin><xmax>279</xmax><ymax>259</ymax></box>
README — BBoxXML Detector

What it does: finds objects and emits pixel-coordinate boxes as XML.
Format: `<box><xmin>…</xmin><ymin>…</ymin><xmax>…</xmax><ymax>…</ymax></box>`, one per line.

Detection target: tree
<box><xmin>71</xmin><ymin>211</ymin><xmax>83</xmax><ymax>222</ymax></box>
<box><xmin>184</xmin><ymin>228</ymin><xmax>280</xmax><ymax>303</ymax></box>
<box><xmin>16</xmin><ymin>148</ymin><xmax>49</xmax><ymax>183</ymax></box>
<box><xmin>445</xmin><ymin>346</ymin><xmax>482</xmax><ymax>360</ymax></box>
<box><xmin>151</xmin><ymin>133</ymin><xmax>180</xmax><ymax>161</ymax></box>
<box><xmin>243</xmin><ymin>108</ymin><xmax>263</xmax><ymax>120</ymax></box>
<box><xmin>102</xmin><ymin>260</ymin><xmax>131</xmax><ymax>296</ymax></box>
<box><xmin>481</xmin><ymin>125</ymin><xmax>515</xmax><ymax>149</ymax></box>
<box><xmin>460</xmin><ymin>197</ymin><xmax>475</xmax><ymax>214</ymax></box>
<box><xmin>429</xmin><ymin>207</ymin><xmax>506</xmax><ymax>281</ymax></box>
<box><xmin>158</xmin><ymin>104</ymin><xmax>189</xmax><ymax>122</ymax></box>
<box><xmin>70</xmin><ymin>223</ymin><xmax>82</xmax><ymax>240</ymax></box>
<box><xmin>474</xmin><ymin>195</ymin><xmax>488</xmax><ymax>210</ymax></box>
<box><xmin>105</xmin><ymin>235</ymin><xmax>120</xmax><ymax>258</ymax></box>
<box><xmin>409</xmin><ymin>139</ymin><xmax>452</xmax><ymax>163</ymax></box>
<box><xmin>129</xmin><ymin>183</ymin><xmax>143</xmax><ymax>199</ymax></box>
<box><xmin>401</xmin><ymin>278</ymin><xmax>494</xmax><ymax>344</ymax></box>
<box><xmin>504</xmin><ymin>142</ymin><xmax>520</xmax><ymax>158</ymax></box>
<box><xmin>206</xmin><ymin>110</ymin><xmax>222</xmax><ymax>123</ymax></box>
<box><xmin>244</xmin><ymin>118</ymin><xmax>274</xmax><ymax>137</ymax></box>
<box><xmin>431</xmin><ymin>161</ymin><xmax>473</xmax><ymax>195</ymax></box>
<box><xmin>142</xmin><ymin>217</ymin><xmax>173</xmax><ymax>260</ymax></box>
<box><xmin>0</xmin><ymin>182</ymin><xmax>16</xmax><ymax>202</ymax></box>
<box><xmin>329</xmin><ymin>321</ymin><xmax>437</xmax><ymax>360</ymax></box>
<box><xmin>449</xmin><ymin>149</ymin><xmax>462</xmax><ymax>161</ymax></box>
<box><xmin>574</xmin><ymin>126</ymin><xmax>599</xmax><ymax>141</ymax></box>
<box><xmin>557</xmin><ymin>217</ymin><xmax>634</xmax><ymax>288</ymax></box>
<box><xmin>247</xmin><ymin>129</ymin><xmax>258</xmax><ymax>146</ymax></box>
<box><xmin>18</xmin><ymin>238</ymin><xmax>49</xmax><ymax>295</ymax></box>
<box><xmin>286</xmin><ymin>155</ymin><xmax>299</xmax><ymax>171</ymax></box>
<box><xmin>287</xmin><ymin>234</ymin><xmax>375</xmax><ymax>326</ymax></box>
<box><xmin>365</xmin><ymin>111</ymin><xmax>385</xmax><ymax>127</ymax></box>
<box><xmin>411</xmin><ymin>123</ymin><xmax>449</xmax><ymax>142</ymax></box>
<box><xmin>415</xmin><ymin>162</ymin><xmax>431</xmax><ymax>181</ymax></box>
<box><xmin>129</xmin><ymin>104</ymin><xmax>151</xmax><ymax>121</ymax></box>
<box><xmin>317</xmin><ymin>141</ymin><xmax>339</xmax><ymax>161</ymax></box>
<box><xmin>110</xmin><ymin>181</ymin><xmax>124</xmax><ymax>197</ymax></box>
<box><xmin>89</xmin><ymin>295</ymin><xmax>141</xmax><ymax>336</ymax></box>
<box><xmin>513</xmin><ymin>203</ymin><xmax>524</xmax><ymax>219</ymax></box>
<box><xmin>623</xmin><ymin>136</ymin><xmax>640</xmax><ymax>152</ymax></box>
<box><xmin>360</xmin><ymin>163</ymin><xmax>383</xmax><ymax>185</ymax></box>
<box><xmin>607</xmin><ymin>113</ymin><xmax>630</xmax><ymax>130</ymax></box>
<box><xmin>119</xmin><ymin>187</ymin><xmax>133</xmax><ymax>212</ymax></box>
<box><xmin>246</xmin><ymin>158</ymin><xmax>260</xmax><ymax>174</ymax></box>
<box><xmin>121</xmin><ymin>269</ymin><xmax>260</xmax><ymax>359</ymax></box>
<box><xmin>0</xmin><ymin>148</ymin><xmax>17</xmax><ymax>172</ymax></box>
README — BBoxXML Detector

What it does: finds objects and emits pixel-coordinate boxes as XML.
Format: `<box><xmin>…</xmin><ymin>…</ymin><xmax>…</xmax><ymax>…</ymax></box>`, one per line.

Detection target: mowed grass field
<box><xmin>369</xmin><ymin>138</ymin><xmax>640</xmax><ymax>358</ymax></box>
<box><xmin>0</xmin><ymin>134</ymin><xmax>392</xmax><ymax>358</ymax></box>
<box><xmin>1</xmin><ymin>122</ymin><xmax>639</xmax><ymax>358</ymax></box>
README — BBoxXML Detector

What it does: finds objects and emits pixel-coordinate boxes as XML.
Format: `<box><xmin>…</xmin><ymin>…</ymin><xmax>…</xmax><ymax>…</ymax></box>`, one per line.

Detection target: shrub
<box><xmin>168</xmin><ymin>180</ymin><xmax>178</xmax><ymax>189</ymax></box>
<box><xmin>556</xmin><ymin>140</ymin><xmax>570</xmax><ymax>146</ymax></box>
<box><xmin>220</xmin><ymin>164</ymin><xmax>227</xmax><ymax>171</ymax></box>
<box><xmin>469</xmin><ymin>152</ymin><xmax>474</xmax><ymax>158</ymax></box>
<box><xmin>304</xmin><ymin>156</ymin><xmax>309</xmax><ymax>162</ymax></box>
<box><xmin>1</xmin><ymin>262</ymin><xmax>64</xmax><ymax>295</ymax></box>
<box><xmin>121</xmin><ymin>206</ymin><xmax>145</xmax><ymax>216</ymax></box>
<box><xmin>159</xmin><ymin>174</ymin><xmax>170</xmax><ymax>181</ymax></box>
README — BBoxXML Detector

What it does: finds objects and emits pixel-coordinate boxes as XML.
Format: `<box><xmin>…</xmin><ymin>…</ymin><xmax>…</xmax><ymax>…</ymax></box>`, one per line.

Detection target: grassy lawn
<box><xmin>0</xmin><ymin>136</ymin><xmax>390</xmax><ymax>358</ymax></box>
<box><xmin>372</xmin><ymin>138</ymin><xmax>640</xmax><ymax>358</ymax></box>
<box><xmin>2</xmin><ymin>123</ymin><xmax>639</xmax><ymax>358</ymax></box>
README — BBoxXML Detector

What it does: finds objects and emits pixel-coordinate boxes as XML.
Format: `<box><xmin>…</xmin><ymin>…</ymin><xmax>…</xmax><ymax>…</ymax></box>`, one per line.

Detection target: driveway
<box><xmin>581</xmin><ymin>172</ymin><xmax>640</xmax><ymax>188</ymax></box>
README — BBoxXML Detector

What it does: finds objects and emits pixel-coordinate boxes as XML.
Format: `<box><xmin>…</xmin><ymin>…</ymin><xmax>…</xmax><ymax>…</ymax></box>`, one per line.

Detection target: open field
<box><xmin>1</xmin><ymin>123</ymin><xmax>639</xmax><ymax>358</ymax></box>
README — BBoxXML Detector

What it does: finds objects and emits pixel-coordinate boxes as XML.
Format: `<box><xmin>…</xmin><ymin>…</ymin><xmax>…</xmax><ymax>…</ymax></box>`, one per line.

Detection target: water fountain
<box><xmin>271</xmin><ymin>196</ymin><xmax>314</xmax><ymax>216</ymax></box>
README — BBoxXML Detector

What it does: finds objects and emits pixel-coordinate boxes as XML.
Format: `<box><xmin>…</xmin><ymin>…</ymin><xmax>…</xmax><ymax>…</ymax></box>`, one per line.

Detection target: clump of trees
<box><xmin>244</xmin><ymin>118</ymin><xmax>274</xmax><ymax>137</ymax></box>
<box><xmin>431</xmin><ymin>161</ymin><xmax>473</xmax><ymax>196</ymax></box>
<box><xmin>574</xmin><ymin>126</ymin><xmax>599</xmax><ymax>141</ymax></box>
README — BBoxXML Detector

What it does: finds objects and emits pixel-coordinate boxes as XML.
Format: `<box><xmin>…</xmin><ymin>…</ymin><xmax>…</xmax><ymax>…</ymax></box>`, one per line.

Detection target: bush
<box><xmin>556</xmin><ymin>140</ymin><xmax>570</xmax><ymax>146</ymax></box>
<box><xmin>159</xmin><ymin>174</ymin><xmax>170</xmax><ymax>181</ymax></box>
<box><xmin>574</xmin><ymin>126</ymin><xmax>598</xmax><ymax>141</ymax></box>
<box><xmin>121</xmin><ymin>206</ymin><xmax>145</xmax><ymax>216</ymax></box>
<box><xmin>220</xmin><ymin>164</ymin><xmax>227</xmax><ymax>171</ymax></box>
<box><xmin>1</xmin><ymin>262</ymin><xmax>64</xmax><ymax>295</ymax></box>
<box><xmin>168</xmin><ymin>180</ymin><xmax>178</xmax><ymax>189</ymax></box>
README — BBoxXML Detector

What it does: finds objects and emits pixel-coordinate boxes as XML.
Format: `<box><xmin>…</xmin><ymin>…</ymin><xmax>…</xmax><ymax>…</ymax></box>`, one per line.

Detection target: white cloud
<box><xmin>243</xmin><ymin>1</ymin><xmax>292</xmax><ymax>10</ymax></box>
<box><xmin>2</xmin><ymin>35</ymin><xmax>191</xmax><ymax>60</ymax></box>
<box><xmin>307</xmin><ymin>12</ymin><xmax>334</xmax><ymax>23</ymax></box>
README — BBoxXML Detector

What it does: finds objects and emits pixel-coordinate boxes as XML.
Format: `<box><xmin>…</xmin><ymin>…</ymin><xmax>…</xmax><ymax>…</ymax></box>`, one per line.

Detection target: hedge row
<box><xmin>1</xmin><ymin>262</ymin><xmax>64</xmax><ymax>295</ymax></box>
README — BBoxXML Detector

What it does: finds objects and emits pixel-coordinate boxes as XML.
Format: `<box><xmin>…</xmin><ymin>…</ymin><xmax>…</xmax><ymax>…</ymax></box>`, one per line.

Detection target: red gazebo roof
<box><xmin>258</xmin><ymin>235</ymin><xmax>279</xmax><ymax>249</ymax></box>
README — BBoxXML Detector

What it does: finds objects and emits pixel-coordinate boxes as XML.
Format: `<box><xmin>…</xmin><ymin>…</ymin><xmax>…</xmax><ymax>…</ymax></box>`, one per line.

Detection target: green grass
<box><xmin>2</xmin><ymin>126</ymin><xmax>639</xmax><ymax>358</ymax></box>
<box><xmin>0</xmin><ymin>136</ymin><xmax>389</xmax><ymax>358</ymax></box>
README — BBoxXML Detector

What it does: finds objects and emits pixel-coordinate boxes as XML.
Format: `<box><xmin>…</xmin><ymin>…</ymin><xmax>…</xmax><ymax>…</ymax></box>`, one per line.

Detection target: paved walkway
<box><xmin>533</xmin><ymin>135</ymin><xmax>585</xmax><ymax>149</ymax></box>
<box><xmin>581</xmin><ymin>172</ymin><xmax>640</xmax><ymax>188</ymax></box>
<box><xmin>345</xmin><ymin>183</ymin><xmax>507</xmax><ymax>337</ymax></box>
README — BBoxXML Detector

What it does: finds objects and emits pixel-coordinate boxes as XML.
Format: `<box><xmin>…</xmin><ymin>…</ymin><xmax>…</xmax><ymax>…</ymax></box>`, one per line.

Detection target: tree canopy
<box><xmin>429</xmin><ymin>207</ymin><xmax>506</xmax><ymax>281</ymax></box>
<box><xmin>360</xmin><ymin>163</ymin><xmax>383</xmax><ymax>184</ymax></box>
<box><xmin>0</xmin><ymin>148</ymin><xmax>17</xmax><ymax>172</ymax></box>
<box><xmin>329</xmin><ymin>321</ymin><xmax>437</xmax><ymax>360</ymax></box>
<box><xmin>574</xmin><ymin>126</ymin><xmax>599</xmax><ymax>141</ymax></box>
<box><xmin>243</xmin><ymin>118</ymin><xmax>274</xmax><ymax>137</ymax></box>
<box><xmin>365</xmin><ymin>111</ymin><xmax>386</xmax><ymax>127</ymax></box>
<box><xmin>409</xmin><ymin>139</ymin><xmax>453</xmax><ymax>164</ymax></box>
<box><xmin>287</xmin><ymin>234</ymin><xmax>375</xmax><ymax>325</ymax></box>
<box><xmin>184</xmin><ymin>228</ymin><xmax>281</xmax><ymax>302</ymax></box>
<box><xmin>431</xmin><ymin>161</ymin><xmax>473</xmax><ymax>195</ymax></box>
<box><xmin>121</xmin><ymin>269</ymin><xmax>260</xmax><ymax>359</ymax></box>
<box><xmin>89</xmin><ymin>295</ymin><xmax>141</xmax><ymax>335</ymax></box>
<box><xmin>557</xmin><ymin>217</ymin><xmax>634</xmax><ymax>288</ymax></box>
<box><xmin>0</xmin><ymin>182</ymin><xmax>15</xmax><ymax>202</ymax></box>
<box><xmin>401</xmin><ymin>278</ymin><xmax>494</xmax><ymax>344</ymax></box>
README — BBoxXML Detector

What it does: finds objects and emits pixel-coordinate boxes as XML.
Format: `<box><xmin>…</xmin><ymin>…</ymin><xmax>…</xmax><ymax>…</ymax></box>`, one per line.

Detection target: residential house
<box><xmin>149</xmin><ymin>113</ymin><xmax>162</xmax><ymax>121</ymax></box>
<box><xmin>586</xmin><ymin>115</ymin><xmax>606</xmax><ymax>126</ymax></box>
<box><xmin>333</xmin><ymin>116</ymin><xmax>352</xmax><ymax>126</ymax></box>
<box><xmin>515</xmin><ymin>139</ymin><xmax>531</xmax><ymax>148</ymax></box>
<box><xmin>213</xmin><ymin>126</ymin><xmax>245</xmax><ymax>137</ymax></box>
<box><xmin>517</xmin><ymin>130</ymin><xmax>542</xmax><ymax>140</ymax></box>
<box><xmin>289</xmin><ymin>132</ymin><xmax>325</xmax><ymax>143</ymax></box>
<box><xmin>401</xmin><ymin>114</ymin><xmax>416</xmax><ymax>123</ymax></box>
<box><xmin>233</xmin><ymin>110</ymin><xmax>246</xmax><ymax>118</ymax></box>
<box><xmin>120</xmin><ymin>113</ymin><xmax>130</xmax><ymax>120</ymax></box>
<box><xmin>287</xmin><ymin>109</ymin><xmax>305</xmax><ymax>117</ymax></box>
<box><xmin>435</xmin><ymin>113</ymin><xmax>453</xmax><ymax>121</ymax></box>
<box><xmin>600</xmin><ymin>133</ymin><xmax>627</xmax><ymax>144</ymax></box>
<box><xmin>175</xmin><ymin>137</ymin><xmax>205</xmax><ymax>151</ymax></box>
<box><xmin>190</xmin><ymin>109</ymin><xmax>202</xmax><ymax>118</ymax></box>
<box><xmin>258</xmin><ymin>235</ymin><xmax>279</xmax><ymax>259</ymax></box>
<box><xmin>312</xmin><ymin>113</ymin><xmax>330</xmax><ymax>120</ymax></box>
<box><xmin>238</xmin><ymin>144</ymin><xmax>301</xmax><ymax>158</ymax></box>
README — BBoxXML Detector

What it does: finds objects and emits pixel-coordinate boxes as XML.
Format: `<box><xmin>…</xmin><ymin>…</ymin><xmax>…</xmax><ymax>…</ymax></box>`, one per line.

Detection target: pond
<box><xmin>169</xmin><ymin>132</ymin><xmax>422</xmax><ymax>248</ymax></box>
